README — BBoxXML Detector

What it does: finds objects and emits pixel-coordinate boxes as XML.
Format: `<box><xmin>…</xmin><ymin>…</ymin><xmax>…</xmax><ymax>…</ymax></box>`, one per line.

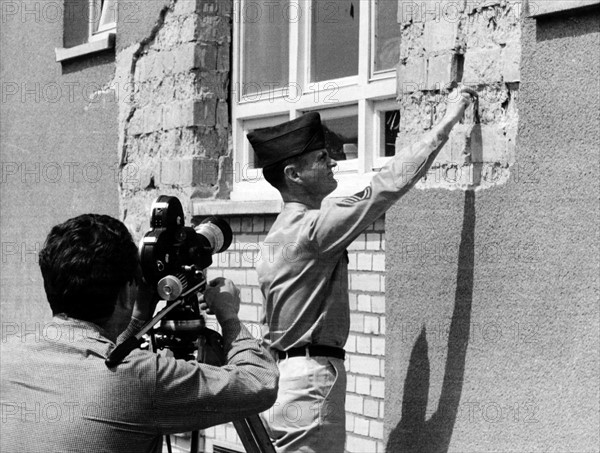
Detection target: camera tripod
<box><xmin>107</xmin><ymin>287</ymin><xmax>276</xmax><ymax>453</ymax></box>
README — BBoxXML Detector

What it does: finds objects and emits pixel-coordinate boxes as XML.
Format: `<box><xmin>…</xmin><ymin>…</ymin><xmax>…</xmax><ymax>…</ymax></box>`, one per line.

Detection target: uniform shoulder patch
<box><xmin>337</xmin><ymin>186</ymin><xmax>372</xmax><ymax>207</ymax></box>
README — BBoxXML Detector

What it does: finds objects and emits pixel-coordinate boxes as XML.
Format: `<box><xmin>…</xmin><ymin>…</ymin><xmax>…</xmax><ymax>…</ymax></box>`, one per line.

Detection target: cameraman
<box><xmin>0</xmin><ymin>214</ymin><xmax>278</xmax><ymax>453</ymax></box>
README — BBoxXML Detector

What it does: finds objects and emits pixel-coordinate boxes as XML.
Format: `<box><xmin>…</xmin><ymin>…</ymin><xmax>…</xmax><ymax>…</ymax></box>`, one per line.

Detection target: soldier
<box><xmin>248</xmin><ymin>87</ymin><xmax>476</xmax><ymax>452</ymax></box>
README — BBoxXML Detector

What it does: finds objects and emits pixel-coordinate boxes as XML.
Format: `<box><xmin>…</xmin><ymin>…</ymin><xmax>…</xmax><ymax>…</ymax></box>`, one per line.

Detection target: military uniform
<box><xmin>249</xmin><ymin>112</ymin><xmax>444</xmax><ymax>452</ymax></box>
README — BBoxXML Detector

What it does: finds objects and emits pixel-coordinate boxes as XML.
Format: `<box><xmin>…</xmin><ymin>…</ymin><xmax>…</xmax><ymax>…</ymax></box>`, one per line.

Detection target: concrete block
<box><xmin>173</xmin><ymin>0</ymin><xmax>199</xmax><ymax>16</ymax></box>
<box><xmin>424</xmin><ymin>17</ymin><xmax>459</xmax><ymax>52</ymax></box>
<box><xmin>350</xmin><ymin>313</ymin><xmax>364</xmax><ymax>333</ymax></box>
<box><xmin>193</xmin><ymin>98</ymin><xmax>217</xmax><ymax>127</ymax></box>
<box><xmin>366</xmin><ymin>233</ymin><xmax>381</xmax><ymax>250</ymax></box>
<box><xmin>397</xmin><ymin>58</ymin><xmax>427</xmax><ymax>95</ymax></box>
<box><xmin>196</xmin><ymin>44</ymin><xmax>218</xmax><ymax>70</ymax></box>
<box><xmin>463</xmin><ymin>47</ymin><xmax>503</xmax><ymax>84</ymax></box>
<box><xmin>357</xmin><ymin>253</ymin><xmax>372</xmax><ymax>271</ymax></box>
<box><xmin>160</xmin><ymin>159</ymin><xmax>180</xmax><ymax>185</ymax></box>
<box><xmin>469</xmin><ymin>124</ymin><xmax>509</xmax><ymax>163</ymax></box>
<box><xmin>372</xmin><ymin>254</ymin><xmax>385</xmax><ymax>271</ymax></box>
<box><xmin>172</xmin><ymin>44</ymin><xmax>196</xmax><ymax>74</ymax></box>
<box><xmin>426</xmin><ymin>53</ymin><xmax>458</xmax><ymax>90</ymax></box>
<box><xmin>179</xmin><ymin>15</ymin><xmax>199</xmax><ymax>42</ymax></box>
<box><xmin>502</xmin><ymin>40</ymin><xmax>521</xmax><ymax>82</ymax></box>
<box><xmin>143</xmin><ymin>105</ymin><xmax>163</xmax><ymax>134</ymax></box>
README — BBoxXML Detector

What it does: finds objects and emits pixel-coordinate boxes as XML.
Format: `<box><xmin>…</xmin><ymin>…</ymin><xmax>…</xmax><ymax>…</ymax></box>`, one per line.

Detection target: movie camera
<box><xmin>106</xmin><ymin>195</ymin><xmax>274</xmax><ymax>453</ymax></box>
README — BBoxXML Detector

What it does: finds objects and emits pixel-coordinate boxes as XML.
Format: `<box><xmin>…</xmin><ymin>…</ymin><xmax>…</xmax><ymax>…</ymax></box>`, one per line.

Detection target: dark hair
<box><xmin>38</xmin><ymin>214</ymin><xmax>139</xmax><ymax>322</ymax></box>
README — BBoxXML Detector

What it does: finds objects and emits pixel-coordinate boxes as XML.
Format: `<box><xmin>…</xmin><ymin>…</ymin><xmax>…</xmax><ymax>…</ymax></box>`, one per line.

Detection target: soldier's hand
<box><xmin>444</xmin><ymin>86</ymin><xmax>478</xmax><ymax>124</ymax></box>
<box><xmin>201</xmin><ymin>277</ymin><xmax>241</xmax><ymax>324</ymax></box>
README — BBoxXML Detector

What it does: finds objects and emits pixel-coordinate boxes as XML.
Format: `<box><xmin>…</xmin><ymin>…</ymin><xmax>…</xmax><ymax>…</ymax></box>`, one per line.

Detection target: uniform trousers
<box><xmin>261</xmin><ymin>354</ymin><xmax>347</xmax><ymax>453</ymax></box>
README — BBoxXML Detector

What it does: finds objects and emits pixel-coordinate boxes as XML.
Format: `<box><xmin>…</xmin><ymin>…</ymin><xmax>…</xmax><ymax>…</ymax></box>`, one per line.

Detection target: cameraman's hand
<box><xmin>201</xmin><ymin>278</ymin><xmax>240</xmax><ymax>324</ymax></box>
<box><xmin>131</xmin><ymin>268</ymin><xmax>159</xmax><ymax>322</ymax></box>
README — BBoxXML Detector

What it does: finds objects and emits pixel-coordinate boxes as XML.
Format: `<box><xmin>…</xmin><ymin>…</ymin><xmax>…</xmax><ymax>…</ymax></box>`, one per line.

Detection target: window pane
<box><xmin>381</xmin><ymin>110</ymin><xmax>400</xmax><ymax>157</ymax></box>
<box><xmin>94</xmin><ymin>0</ymin><xmax>116</xmax><ymax>34</ymax></box>
<box><xmin>322</xmin><ymin>114</ymin><xmax>358</xmax><ymax>161</ymax></box>
<box><xmin>242</xmin><ymin>0</ymin><xmax>290</xmax><ymax>97</ymax></box>
<box><xmin>311</xmin><ymin>0</ymin><xmax>359</xmax><ymax>82</ymax></box>
<box><xmin>374</xmin><ymin>0</ymin><xmax>400</xmax><ymax>72</ymax></box>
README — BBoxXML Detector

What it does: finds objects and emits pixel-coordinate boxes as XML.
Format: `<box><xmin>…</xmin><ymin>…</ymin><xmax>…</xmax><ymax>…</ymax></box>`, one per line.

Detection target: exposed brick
<box><xmin>364</xmin><ymin>397</ymin><xmax>379</xmax><ymax>418</ymax></box>
<box><xmin>350</xmin><ymin>313</ymin><xmax>364</xmax><ymax>333</ymax></box>
<box><xmin>348</xmin><ymin>252</ymin><xmax>358</xmax><ymax>270</ymax></box>
<box><xmin>348</xmin><ymin>235</ymin><xmax>365</xmax><ymax>250</ymax></box>
<box><xmin>346</xmin><ymin>374</ymin><xmax>356</xmax><ymax>393</ymax></box>
<box><xmin>239</xmin><ymin>303</ymin><xmax>258</xmax><ymax>322</ymax></box>
<box><xmin>356</xmin><ymin>253</ymin><xmax>372</xmax><ymax>271</ymax></box>
<box><xmin>246</xmin><ymin>269</ymin><xmax>259</xmax><ymax>286</ymax></box>
<box><xmin>371</xmin><ymin>379</ymin><xmax>385</xmax><ymax>399</ymax></box>
<box><xmin>355</xmin><ymin>376</ymin><xmax>370</xmax><ymax>395</ymax></box>
<box><xmin>364</xmin><ymin>315</ymin><xmax>380</xmax><ymax>334</ymax></box>
<box><xmin>371</xmin><ymin>295</ymin><xmax>385</xmax><ymax>313</ymax></box>
<box><xmin>348</xmin><ymin>293</ymin><xmax>357</xmax><ymax>310</ymax></box>
<box><xmin>372</xmin><ymin>337</ymin><xmax>385</xmax><ymax>356</ymax></box>
<box><xmin>356</xmin><ymin>336</ymin><xmax>371</xmax><ymax>354</ymax></box>
<box><xmin>351</xmin><ymin>273</ymin><xmax>380</xmax><ymax>292</ymax></box>
<box><xmin>346</xmin><ymin>413</ymin><xmax>355</xmax><ymax>431</ymax></box>
<box><xmin>226</xmin><ymin>269</ymin><xmax>246</xmax><ymax>284</ymax></box>
<box><xmin>379</xmin><ymin>401</ymin><xmax>385</xmax><ymax>418</ymax></box>
<box><xmin>357</xmin><ymin>294</ymin><xmax>371</xmax><ymax>312</ymax></box>
<box><xmin>372</xmin><ymin>254</ymin><xmax>385</xmax><ymax>271</ymax></box>
<box><xmin>346</xmin><ymin>435</ymin><xmax>377</xmax><ymax>453</ymax></box>
<box><xmin>366</xmin><ymin>233</ymin><xmax>381</xmax><ymax>250</ymax></box>
<box><xmin>349</xmin><ymin>355</ymin><xmax>380</xmax><ymax>376</ymax></box>
<box><xmin>353</xmin><ymin>416</ymin><xmax>369</xmax><ymax>436</ymax></box>
<box><xmin>370</xmin><ymin>420</ymin><xmax>385</xmax><ymax>439</ymax></box>
<box><xmin>346</xmin><ymin>334</ymin><xmax>357</xmax><ymax>353</ymax></box>
<box><xmin>346</xmin><ymin>394</ymin><xmax>364</xmax><ymax>414</ymax></box>
<box><xmin>380</xmin><ymin>317</ymin><xmax>386</xmax><ymax>335</ymax></box>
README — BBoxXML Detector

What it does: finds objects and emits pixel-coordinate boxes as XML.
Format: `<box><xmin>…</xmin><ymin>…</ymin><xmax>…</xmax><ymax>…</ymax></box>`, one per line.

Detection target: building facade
<box><xmin>1</xmin><ymin>1</ymin><xmax>598</xmax><ymax>452</ymax></box>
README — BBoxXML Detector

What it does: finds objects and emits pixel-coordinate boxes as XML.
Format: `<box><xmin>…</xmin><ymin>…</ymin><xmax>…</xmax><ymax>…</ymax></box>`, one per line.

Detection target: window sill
<box><xmin>191</xmin><ymin>199</ymin><xmax>284</xmax><ymax>217</ymax></box>
<box><xmin>529</xmin><ymin>0</ymin><xmax>600</xmax><ymax>17</ymax></box>
<box><xmin>55</xmin><ymin>33</ymin><xmax>115</xmax><ymax>63</ymax></box>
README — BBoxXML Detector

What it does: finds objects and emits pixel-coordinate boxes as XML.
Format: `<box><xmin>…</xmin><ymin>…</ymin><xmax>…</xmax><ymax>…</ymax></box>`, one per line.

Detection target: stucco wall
<box><xmin>1</xmin><ymin>2</ymin><xmax>119</xmax><ymax>324</ymax></box>
<box><xmin>385</xmin><ymin>6</ymin><xmax>599</xmax><ymax>453</ymax></box>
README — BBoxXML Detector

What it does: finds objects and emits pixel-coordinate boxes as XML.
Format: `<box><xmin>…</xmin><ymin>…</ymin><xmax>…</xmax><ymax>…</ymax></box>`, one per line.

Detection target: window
<box><xmin>90</xmin><ymin>0</ymin><xmax>117</xmax><ymax>39</ymax></box>
<box><xmin>56</xmin><ymin>0</ymin><xmax>116</xmax><ymax>62</ymax></box>
<box><xmin>232</xmin><ymin>0</ymin><xmax>401</xmax><ymax>201</ymax></box>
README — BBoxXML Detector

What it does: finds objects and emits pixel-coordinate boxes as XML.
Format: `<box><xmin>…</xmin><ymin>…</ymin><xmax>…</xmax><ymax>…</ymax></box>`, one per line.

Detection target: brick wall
<box><xmin>115</xmin><ymin>0</ymin><xmax>233</xmax><ymax>241</ymax></box>
<box><xmin>396</xmin><ymin>0</ymin><xmax>521</xmax><ymax>190</ymax></box>
<box><xmin>197</xmin><ymin>215</ymin><xmax>387</xmax><ymax>453</ymax></box>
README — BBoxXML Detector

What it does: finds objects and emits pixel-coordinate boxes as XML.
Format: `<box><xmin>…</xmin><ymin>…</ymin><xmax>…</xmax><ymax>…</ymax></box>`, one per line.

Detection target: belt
<box><xmin>277</xmin><ymin>345</ymin><xmax>345</xmax><ymax>360</ymax></box>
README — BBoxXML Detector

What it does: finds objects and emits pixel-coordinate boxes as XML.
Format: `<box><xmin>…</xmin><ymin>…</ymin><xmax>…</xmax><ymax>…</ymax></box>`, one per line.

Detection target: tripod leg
<box><xmin>233</xmin><ymin>415</ymin><xmax>276</xmax><ymax>453</ymax></box>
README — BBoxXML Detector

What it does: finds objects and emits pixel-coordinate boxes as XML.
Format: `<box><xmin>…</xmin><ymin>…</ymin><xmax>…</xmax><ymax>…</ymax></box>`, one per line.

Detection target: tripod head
<box><xmin>106</xmin><ymin>195</ymin><xmax>232</xmax><ymax>366</ymax></box>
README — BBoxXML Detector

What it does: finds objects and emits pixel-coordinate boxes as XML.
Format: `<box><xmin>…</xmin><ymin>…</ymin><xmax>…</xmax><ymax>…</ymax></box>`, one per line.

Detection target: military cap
<box><xmin>247</xmin><ymin>112</ymin><xmax>326</xmax><ymax>168</ymax></box>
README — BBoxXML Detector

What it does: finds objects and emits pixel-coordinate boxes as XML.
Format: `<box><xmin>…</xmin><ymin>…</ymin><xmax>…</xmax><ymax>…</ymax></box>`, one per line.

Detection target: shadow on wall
<box><xmin>386</xmin><ymin>190</ymin><xmax>476</xmax><ymax>453</ymax></box>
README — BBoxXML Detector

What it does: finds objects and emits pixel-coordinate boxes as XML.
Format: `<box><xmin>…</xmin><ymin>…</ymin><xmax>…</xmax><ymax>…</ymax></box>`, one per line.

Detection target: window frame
<box><xmin>88</xmin><ymin>0</ymin><xmax>117</xmax><ymax>42</ymax></box>
<box><xmin>231</xmin><ymin>0</ymin><xmax>399</xmax><ymax>201</ymax></box>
